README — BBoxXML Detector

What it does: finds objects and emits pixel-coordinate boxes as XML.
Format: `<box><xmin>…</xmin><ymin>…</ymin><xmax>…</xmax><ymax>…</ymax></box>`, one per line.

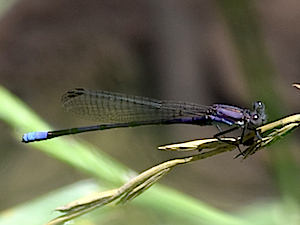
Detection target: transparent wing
<box><xmin>61</xmin><ymin>88</ymin><xmax>210</xmax><ymax>123</ymax></box>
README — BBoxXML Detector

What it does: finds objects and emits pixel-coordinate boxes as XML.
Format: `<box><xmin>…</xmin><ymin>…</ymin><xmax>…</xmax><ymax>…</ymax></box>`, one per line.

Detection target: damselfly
<box><xmin>22</xmin><ymin>88</ymin><xmax>267</xmax><ymax>144</ymax></box>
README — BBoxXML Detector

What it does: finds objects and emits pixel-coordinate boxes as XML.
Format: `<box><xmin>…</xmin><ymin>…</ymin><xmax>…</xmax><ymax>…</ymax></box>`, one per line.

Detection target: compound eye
<box><xmin>252</xmin><ymin>114</ymin><xmax>259</xmax><ymax>121</ymax></box>
<box><xmin>257</xmin><ymin>101</ymin><xmax>263</xmax><ymax>108</ymax></box>
<box><xmin>253</xmin><ymin>101</ymin><xmax>265</xmax><ymax>111</ymax></box>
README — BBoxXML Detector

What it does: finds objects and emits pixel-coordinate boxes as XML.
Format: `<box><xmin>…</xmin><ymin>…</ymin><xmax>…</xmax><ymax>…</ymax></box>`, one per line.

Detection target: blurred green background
<box><xmin>0</xmin><ymin>0</ymin><xmax>300</xmax><ymax>224</ymax></box>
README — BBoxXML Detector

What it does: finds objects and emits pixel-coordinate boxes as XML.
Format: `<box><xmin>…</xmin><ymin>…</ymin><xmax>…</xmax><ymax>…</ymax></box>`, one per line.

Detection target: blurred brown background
<box><xmin>1</xmin><ymin>0</ymin><xmax>300</xmax><ymax>222</ymax></box>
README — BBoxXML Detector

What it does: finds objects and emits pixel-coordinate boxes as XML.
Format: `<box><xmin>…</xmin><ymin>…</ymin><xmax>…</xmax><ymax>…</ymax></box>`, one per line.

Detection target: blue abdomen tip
<box><xmin>22</xmin><ymin>131</ymin><xmax>48</xmax><ymax>143</ymax></box>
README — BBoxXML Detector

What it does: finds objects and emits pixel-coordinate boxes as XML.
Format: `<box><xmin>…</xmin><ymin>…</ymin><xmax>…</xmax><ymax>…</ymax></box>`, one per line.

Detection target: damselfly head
<box><xmin>250</xmin><ymin>101</ymin><xmax>267</xmax><ymax>126</ymax></box>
